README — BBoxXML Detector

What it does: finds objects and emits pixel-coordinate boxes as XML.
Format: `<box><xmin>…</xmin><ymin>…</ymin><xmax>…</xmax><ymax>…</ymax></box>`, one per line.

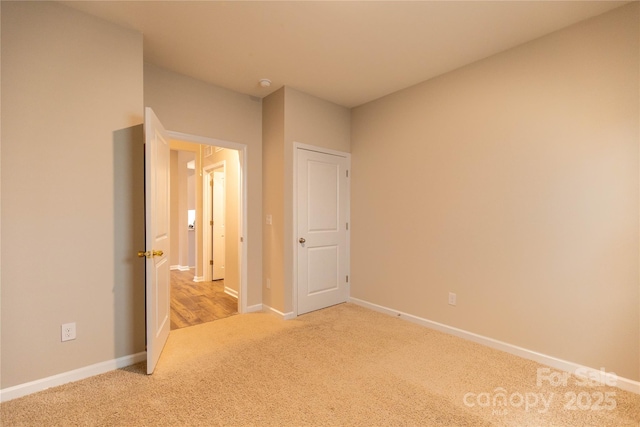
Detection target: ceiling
<box><xmin>61</xmin><ymin>1</ymin><xmax>628</xmax><ymax>108</ymax></box>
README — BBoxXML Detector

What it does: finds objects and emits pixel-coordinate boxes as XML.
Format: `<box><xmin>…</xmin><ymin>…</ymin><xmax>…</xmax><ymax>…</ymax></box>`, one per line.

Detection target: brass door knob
<box><xmin>138</xmin><ymin>250</ymin><xmax>163</xmax><ymax>258</ymax></box>
<box><xmin>299</xmin><ymin>238</ymin><xmax>306</xmax><ymax>244</ymax></box>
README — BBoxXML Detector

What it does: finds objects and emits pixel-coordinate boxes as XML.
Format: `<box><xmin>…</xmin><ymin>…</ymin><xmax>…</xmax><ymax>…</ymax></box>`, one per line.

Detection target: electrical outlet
<box><xmin>448</xmin><ymin>292</ymin><xmax>457</xmax><ymax>306</ymax></box>
<box><xmin>266</xmin><ymin>278</ymin><xmax>271</xmax><ymax>289</ymax></box>
<box><xmin>266</xmin><ymin>214</ymin><xmax>272</xmax><ymax>225</ymax></box>
<box><xmin>61</xmin><ymin>322</ymin><xmax>76</xmax><ymax>342</ymax></box>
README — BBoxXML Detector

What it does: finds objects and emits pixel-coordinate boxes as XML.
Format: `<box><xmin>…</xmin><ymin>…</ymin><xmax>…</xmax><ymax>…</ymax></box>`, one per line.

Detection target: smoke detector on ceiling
<box><xmin>259</xmin><ymin>79</ymin><xmax>271</xmax><ymax>88</ymax></box>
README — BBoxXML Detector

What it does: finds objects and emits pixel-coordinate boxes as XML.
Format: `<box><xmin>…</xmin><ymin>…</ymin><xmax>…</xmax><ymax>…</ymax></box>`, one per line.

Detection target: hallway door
<box><xmin>212</xmin><ymin>170</ymin><xmax>226</xmax><ymax>280</ymax></box>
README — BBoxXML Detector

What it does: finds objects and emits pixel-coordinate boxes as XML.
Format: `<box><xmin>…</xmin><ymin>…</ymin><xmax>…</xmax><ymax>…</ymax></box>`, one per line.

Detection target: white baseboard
<box><xmin>263</xmin><ymin>304</ymin><xmax>296</xmax><ymax>320</ymax></box>
<box><xmin>0</xmin><ymin>352</ymin><xmax>146</xmax><ymax>402</ymax></box>
<box><xmin>193</xmin><ymin>276</ymin><xmax>204</xmax><ymax>282</ymax></box>
<box><xmin>348</xmin><ymin>297</ymin><xmax>640</xmax><ymax>395</ymax></box>
<box><xmin>245</xmin><ymin>303</ymin><xmax>263</xmax><ymax>313</ymax></box>
<box><xmin>170</xmin><ymin>265</ymin><xmax>191</xmax><ymax>271</ymax></box>
<box><xmin>224</xmin><ymin>287</ymin><xmax>239</xmax><ymax>299</ymax></box>
<box><xmin>170</xmin><ymin>265</ymin><xmax>181</xmax><ymax>271</ymax></box>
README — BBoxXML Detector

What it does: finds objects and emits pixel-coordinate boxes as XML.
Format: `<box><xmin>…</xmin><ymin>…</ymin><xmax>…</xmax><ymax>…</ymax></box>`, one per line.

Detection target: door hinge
<box><xmin>240</xmin><ymin>237</ymin><xmax>244</xmax><ymax>242</ymax></box>
<box><xmin>346</xmin><ymin>222</ymin><xmax>349</xmax><ymax>230</ymax></box>
<box><xmin>346</xmin><ymin>275</ymin><xmax>349</xmax><ymax>283</ymax></box>
<box><xmin>209</xmin><ymin>260</ymin><xmax>213</xmax><ymax>265</ymax></box>
<box><xmin>210</xmin><ymin>220</ymin><xmax>213</xmax><ymax>226</ymax></box>
<box><xmin>210</xmin><ymin>179</ymin><xmax>213</xmax><ymax>186</ymax></box>
<box><xmin>346</xmin><ymin>170</ymin><xmax>349</xmax><ymax>178</ymax></box>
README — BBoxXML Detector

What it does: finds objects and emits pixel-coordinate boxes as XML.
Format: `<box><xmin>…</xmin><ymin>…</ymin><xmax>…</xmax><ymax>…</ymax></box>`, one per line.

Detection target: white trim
<box><xmin>262</xmin><ymin>304</ymin><xmax>296</xmax><ymax>320</ymax></box>
<box><xmin>245</xmin><ymin>303</ymin><xmax>263</xmax><ymax>313</ymax></box>
<box><xmin>170</xmin><ymin>265</ymin><xmax>181</xmax><ymax>271</ymax></box>
<box><xmin>167</xmin><ymin>131</ymin><xmax>248</xmax><ymax>314</ymax></box>
<box><xmin>167</xmin><ymin>131</ymin><xmax>246</xmax><ymax>152</ymax></box>
<box><xmin>348</xmin><ymin>297</ymin><xmax>640</xmax><ymax>395</ymax></box>
<box><xmin>224</xmin><ymin>286</ymin><xmax>238</xmax><ymax>299</ymax></box>
<box><xmin>295</xmin><ymin>141</ymin><xmax>351</xmax><ymax>159</ymax></box>
<box><xmin>0</xmin><ymin>352</ymin><xmax>146</xmax><ymax>402</ymax></box>
<box><xmin>292</xmin><ymin>145</ymin><xmax>299</xmax><ymax>318</ymax></box>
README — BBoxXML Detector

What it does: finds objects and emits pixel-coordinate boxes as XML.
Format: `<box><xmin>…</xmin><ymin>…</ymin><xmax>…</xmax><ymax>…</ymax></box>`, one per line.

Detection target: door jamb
<box><xmin>168</xmin><ymin>131</ymin><xmax>248</xmax><ymax>314</ymax></box>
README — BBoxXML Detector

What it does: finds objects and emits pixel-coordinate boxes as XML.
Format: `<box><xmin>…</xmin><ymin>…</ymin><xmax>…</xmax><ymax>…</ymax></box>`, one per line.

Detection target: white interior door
<box><xmin>144</xmin><ymin>107</ymin><xmax>171</xmax><ymax>374</ymax></box>
<box><xmin>213</xmin><ymin>170</ymin><xmax>226</xmax><ymax>280</ymax></box>
<box><xmin>297</xmin><ymin>147</ymin><xmax>350</xmax><ymax>315</ymax></box>
<box><xmin>204</xmin><ymin>170</ymin><xmax>214</xmax><ymax>281</ymax></box>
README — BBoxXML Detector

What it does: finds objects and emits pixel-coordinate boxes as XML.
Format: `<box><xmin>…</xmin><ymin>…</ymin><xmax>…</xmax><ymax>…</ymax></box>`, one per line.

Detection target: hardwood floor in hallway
<box><xmin>170</xmin><ymin>269</ymin><xmax>238</xmax><ymax>330</ymax></box>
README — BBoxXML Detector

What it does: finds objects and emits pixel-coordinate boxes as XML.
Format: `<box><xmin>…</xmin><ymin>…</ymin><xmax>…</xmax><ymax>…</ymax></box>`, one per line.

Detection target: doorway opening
<box><xmin>167</xmin><ymin>135</ymin><xmax>246</xmax><ymax>330</ymax></box>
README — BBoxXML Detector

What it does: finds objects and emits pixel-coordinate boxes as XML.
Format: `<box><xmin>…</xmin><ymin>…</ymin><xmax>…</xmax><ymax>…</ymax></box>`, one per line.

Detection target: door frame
<box><xmin>292</xmin><ymin>142</ymin><xmax>351</xmax><ymax>317</ymax></box>
<box><xmin>168</xmin><ymin>131</ymin><xmax>248</xmax><ymax>314</ymax></box>
<box><xmin>202</xmin><ymin>160</ymin><xmax>226</xmax><ymax>282</ymax></box>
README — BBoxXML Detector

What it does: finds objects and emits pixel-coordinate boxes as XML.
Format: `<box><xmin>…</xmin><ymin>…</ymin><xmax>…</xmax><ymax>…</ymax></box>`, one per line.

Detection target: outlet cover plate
<box><xmin>61</xmin><ymin>322</ymin><xmax>76</xmax><ymax>342</ymax></box>
<box><xmin>448</xmin><ymin>292</ymin><xmax>457</xmax><ymax>306</ymax></box>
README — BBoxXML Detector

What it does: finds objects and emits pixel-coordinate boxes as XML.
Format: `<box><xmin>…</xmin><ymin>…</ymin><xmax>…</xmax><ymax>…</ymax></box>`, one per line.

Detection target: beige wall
<box><xmin>351</xmin><ymin>4</ymin><xmax>639</xmax><ymax>381</ymax></box>
<box><xmin>169</xmin><ymin>140</ymin><xmax>201</xmax><ymax>275</ymax></box>
<box><xmin>177</xmin><ymin>151</ymin><xmax>193</xmax><ymax>268</ymax></box>
<box><xmin>262</xmin><ymin>87</ymin><xmax>351</xmax><ymax>313</ymax></box>
<box><xmin>1</xmin><ymin>1</ymin><xmax>144</xmax><ymax>388</ymax></box>
<box><xmin>144</xmin><ymin>64</ymin><xmax>263</xmax><ymax>307</ymax></box>
<box><xmin>262</xmin><ymin>88</ymin><xmax>286</xmax><ymax>311</ymax></box>
<box><xmin>169</xmin><ymin>148</ymin><xmax>197</xmax><ymax>269</ymax></box>
<box><xmin>284</xmin><ymin>87</ymin><xmax>352</xmax><ymax>153</ymax></box>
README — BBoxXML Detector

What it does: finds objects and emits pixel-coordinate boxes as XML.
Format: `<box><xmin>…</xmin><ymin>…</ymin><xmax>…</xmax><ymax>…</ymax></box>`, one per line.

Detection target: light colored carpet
<box><xmin>2</xmin><ymin>303</ymin><xmax>639</xmax><ymax>426</ymax></box>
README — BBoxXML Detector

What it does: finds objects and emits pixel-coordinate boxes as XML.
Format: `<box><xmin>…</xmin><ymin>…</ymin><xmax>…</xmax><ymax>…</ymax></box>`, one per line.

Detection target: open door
<box><xmin>143</xmin><ymin>107</ymin><xmax>171</xmax><ymax>374</ymax></box>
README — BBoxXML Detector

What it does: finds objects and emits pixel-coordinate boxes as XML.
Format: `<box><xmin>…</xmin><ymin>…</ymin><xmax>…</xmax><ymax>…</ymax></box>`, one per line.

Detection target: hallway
<box><xmin>170</xmin><ymin>269</ymin><xmax>238</xmax><ymax>330</ymax></box>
